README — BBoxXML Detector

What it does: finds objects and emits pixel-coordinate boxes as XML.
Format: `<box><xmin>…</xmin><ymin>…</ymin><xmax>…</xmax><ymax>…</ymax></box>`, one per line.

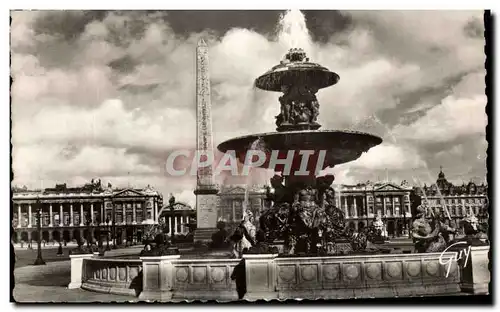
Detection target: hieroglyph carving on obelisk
<box><xmin>194</xmin><ymin>38</ymin><xmax>219</xmax><ymax>239</ymax></box>
<box><xmin>196</xmin><ymin>38</ymin><xmax>217</xmax><ymax>188</ymax></box>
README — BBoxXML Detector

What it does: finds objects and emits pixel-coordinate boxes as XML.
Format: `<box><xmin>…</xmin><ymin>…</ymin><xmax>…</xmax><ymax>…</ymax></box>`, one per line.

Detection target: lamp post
<box><xmin>33</xmin><ymin>197</ymin><xmax>46</xmax><ymax>265</ymax></box>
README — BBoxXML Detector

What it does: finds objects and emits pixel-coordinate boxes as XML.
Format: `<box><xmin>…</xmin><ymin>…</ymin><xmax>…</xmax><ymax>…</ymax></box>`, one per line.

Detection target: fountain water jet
<box><xmin>277</xmin><ymin>9</ymin><xmax>313</xmax><ymax>55</ymax></box>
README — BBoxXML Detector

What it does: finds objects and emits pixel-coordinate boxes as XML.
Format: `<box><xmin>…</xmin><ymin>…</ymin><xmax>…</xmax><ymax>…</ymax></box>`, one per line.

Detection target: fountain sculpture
<box><xmin>218</xmin><ymin>48</ymin><xmax>382</xmax><ymax>255</ymax></box>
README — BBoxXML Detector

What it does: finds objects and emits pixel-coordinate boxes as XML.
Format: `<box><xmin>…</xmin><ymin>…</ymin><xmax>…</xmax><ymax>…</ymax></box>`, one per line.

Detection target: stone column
<box><xmin>122</xmin><ymin>204</ymin><xmax>126</xmax><ymax>225</ymax></box>
<box><xmin>242</xmin><ymin>254</ymin><xmax>279</xmax><ymax>300</ymax></box>
<box><xmin>362</xmin><ymin>197</ymin><xmax>366</xmax><ymax>217</ymax></box>
<box><xmin>139</xmin><ymin>255</ymin><xmax>181</xmax><ymax>301</ymax></box>
<box><xmin>353</xmin><ymin>196</ymin><xmax>358</xmax><ymax>218</ymax></box>
<box><xmin>28</xmin><ymin>204</ymin><xmax>32</xmax><ymax>228</ymax></box>
<box><xmin>169</xmin><ymin>217</ymin><xmax>172</xmax><ymax>235</ymax></box>
<box><xmin>90</xmin><ymin>204</ymin><xmax>94</xmax><ymax>225</ymax></box>
<box><xmin>80</xmin><ymin>203</ymin><xmax>84</xmax><ymax>226</ymax></box>
<box><xmin>392</xmin><ymin>196</ymin><xmax>396</xmax><ymax>216</ymax></box>
<box><xmin>154</xmin><ymin>200</ymin><xmax>158</xmax><ymax>222</ymax></box>
<box><xmin>383</xmin><ymin>196</ymin><xmax>387</xmax><ymax>216</ymax></box>
<box><xmin>232</xmin><ymin>202</ymin><xmax>236</xmax><ymax>222</ymax></box>
<box><xmin>133</xmin><ymin>204</ymin><xmax>137</xmax><ymax>224</ymax></box>
<box><xmin>70</xmin><ymin>204</ymin><xmax>74</xmax><ymax>226</ymax></box>
<box><xmin>100</xmin><ymin>203</ymin><xmax>104</xmax><ymax>225</ymax></box>
<box><xmin>174</xmin><ymin>216</ymin><xmax>178</xmax><ymax>234</ymax></box>
<box><xmin>60</xmin><ymin>204</ymin><xmax>63</xmax><ymax>226</ymax></box>
<box><xmin>343</xmin><ymin>197</ymin><xmax>348</xmax><ymax>218</ymax></box>
<box><xmin>17</xmin><ymin>204</ymin><xmax>21</xmax><ymax>228</ymax></box>
<box><xmin>49</xmin><ymin>204</ymin><xmax>53</xmax><ymax>227</ymax></box>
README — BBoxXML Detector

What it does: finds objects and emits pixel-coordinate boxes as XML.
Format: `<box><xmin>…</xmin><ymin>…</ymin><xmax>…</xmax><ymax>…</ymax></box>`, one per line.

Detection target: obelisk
<box><xmin>193</xmin><ymin>38</ymin><xmax>219</xmax><ymax>242</ymax></box>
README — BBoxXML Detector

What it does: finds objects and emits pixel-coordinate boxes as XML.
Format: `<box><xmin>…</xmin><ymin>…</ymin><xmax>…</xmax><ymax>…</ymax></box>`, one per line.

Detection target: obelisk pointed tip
<box><xmin>198</xmin><ymin>38</ymin><xmax>207</xmax><ymax>47</ymax></box>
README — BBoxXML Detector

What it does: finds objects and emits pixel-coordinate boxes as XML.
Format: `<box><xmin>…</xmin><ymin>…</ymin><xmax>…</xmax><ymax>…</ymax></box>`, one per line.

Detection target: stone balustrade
<box><xmin>71</xmin><ymin>247</ymin><xmax>490</xmax><ymax>301</ymax></box>
<box><xmin>80</xmin><ymin>257</ymin><xmax>143</xmax><ymax>296</ymax></box>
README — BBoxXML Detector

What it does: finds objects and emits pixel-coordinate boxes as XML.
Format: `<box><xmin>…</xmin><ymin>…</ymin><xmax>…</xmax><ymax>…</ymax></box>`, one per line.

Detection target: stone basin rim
<box><xmin>217</xmin><ymin>129</ymin><xmax>383</xmax><ymax>151</ymax></box>
<box><xmin>255</xmin><ymin>62</ymin><xmax>340</xmax><ymax>91</ymax></box>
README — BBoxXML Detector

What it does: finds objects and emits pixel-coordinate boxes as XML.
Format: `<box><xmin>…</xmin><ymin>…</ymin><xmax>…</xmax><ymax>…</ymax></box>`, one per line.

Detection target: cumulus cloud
<box><xmin>392</xmin><ymin>94</ymin><xmax>487</xmax><ymax>143</ymax></box>
<box><xmin>10</xmin><ymin>10</ymin><xmax>487</xmax><ymax>206</ymax></box>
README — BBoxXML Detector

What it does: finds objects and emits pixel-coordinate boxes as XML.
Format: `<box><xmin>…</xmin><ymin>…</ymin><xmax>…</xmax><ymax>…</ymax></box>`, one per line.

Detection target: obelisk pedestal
<box><xmin>193</xmin><ymin>38</ymin><xmax>219</xmax><ymax>243</ymax></box>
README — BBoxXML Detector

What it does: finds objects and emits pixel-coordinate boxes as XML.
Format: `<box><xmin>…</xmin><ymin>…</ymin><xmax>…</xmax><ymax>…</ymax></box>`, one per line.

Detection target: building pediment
<box><xmin>113</xmin><ymin>189</ymin><xmax>144</xmax><ymax>197</ymax></box>
<box><xmin>169</xmin><ymin>202</ymin><xmax>193</xmax><ymax>211</ymax></box>
<box><xmin>374</xmin><ymin>183</ymin><xmax>406</xmax><ymax>192</ymax></box>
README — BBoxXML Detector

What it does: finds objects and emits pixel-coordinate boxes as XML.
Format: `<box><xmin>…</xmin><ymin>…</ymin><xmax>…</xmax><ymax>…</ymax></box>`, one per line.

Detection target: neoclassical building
<box><xmin>414</xmin><ymin>169</ymin><xmax>489</xmax><ymax>227</ymax></box>
<box><xmin>11</xmin><ymin>180</ymin><xmax>162</xmax><ymax>244</ymax></box>
<box><xmin>157</xmin><ymin>196</ymin><xmax>196</xmax><ymax>236</ymax></box>
<box><xmin>335</xmin><ymin>181</ymin><xmax>413</xmax><ymax>237</ymax></box>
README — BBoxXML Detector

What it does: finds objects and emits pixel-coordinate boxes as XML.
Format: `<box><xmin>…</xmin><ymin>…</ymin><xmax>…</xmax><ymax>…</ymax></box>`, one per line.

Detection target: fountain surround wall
<box><xmin>73</xmin><ymin>247</ymin><xmax>491</xmax><ymax>300</ymax></box>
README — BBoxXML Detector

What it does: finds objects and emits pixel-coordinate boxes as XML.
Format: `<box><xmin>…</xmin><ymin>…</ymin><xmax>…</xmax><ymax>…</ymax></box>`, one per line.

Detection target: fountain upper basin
<box><xmin>217</xmin><ymin>130</ymin><xmax>382</xmax><ymax>173</ymax></box>
<box><xmin>255</xmin><ymin>61</ymin><xmax>339</xmax><ymax>91</ymax></box>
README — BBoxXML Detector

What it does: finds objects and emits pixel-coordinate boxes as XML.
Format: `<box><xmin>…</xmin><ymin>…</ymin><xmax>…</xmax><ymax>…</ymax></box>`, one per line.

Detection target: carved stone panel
<box><xmin>384</xmin><ymin>261</ymin><xmax>403</xmax><ymax>280</ymax></box>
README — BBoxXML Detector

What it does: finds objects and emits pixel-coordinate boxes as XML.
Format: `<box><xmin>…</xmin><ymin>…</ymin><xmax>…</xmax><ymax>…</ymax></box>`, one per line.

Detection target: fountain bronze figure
<box><xmin>218</xmin><ymin>48</ymin><xmax>383</xmax><ymax>255</ymax></box>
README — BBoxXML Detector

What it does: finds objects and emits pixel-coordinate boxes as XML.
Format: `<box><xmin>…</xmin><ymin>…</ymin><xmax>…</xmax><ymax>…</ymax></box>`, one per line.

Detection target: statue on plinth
<box><xmin>461</xmin><ymin>213</ymin><xmax>488</xmax><ymax>245</ymax></box>
<box><xmin>274</xmin><ymin>79</ymin><xmax>321</xmax><ymax>130</ymax></box>
<box><xmin>259</xmin><ymin>175</ymin><xmax>292</xmax><ymax>241</ymax></box>
<box><xmin>231</xmin><ymin>211</ymin><xmax>257</xmax><ymax>258</ymax></box>
<box><xmin>411</xmin><ymin>205</ymin><xmax>456</xmax><ymax>253</ymax></box>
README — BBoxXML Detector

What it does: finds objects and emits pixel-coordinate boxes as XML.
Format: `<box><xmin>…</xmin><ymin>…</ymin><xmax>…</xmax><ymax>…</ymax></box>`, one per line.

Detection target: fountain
<box><xmin>218</xmin><ymin>47</ymin><xmax>382</xmax><ymax>255</ymax></box>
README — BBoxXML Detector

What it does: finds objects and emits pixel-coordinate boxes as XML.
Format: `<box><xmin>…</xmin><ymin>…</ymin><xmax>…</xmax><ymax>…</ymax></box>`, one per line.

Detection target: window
<box><xmin>376</xmin><ymin>197</ymin><xmax>381</xmax><ymax>203</ymax></box>
<box><xmin>234</xmin><ymin>201</ymin><xmax>243</xmax><ymax>221</ymax></box>
<box><xmin>115</xmin><ymin>211</ymin><xmax>123</xmax><ymax>223</ymax></box>
<box><xmin>395</xmin><ymin>197</ymin><xmax>400</xmax><ymax>203</ymax></box>
<box><xmin>74</xmin><ymin>212</ymin><xmax>80</xmax><ymax>225</ymax></box>
<box><xmin>64</xmin><ymin>212</ymin><xmax>70</xmax><ymax>225</ymax></box>
<box><xmin>136</xmin><ymin>209</ymin><xmax>143</xmax><ymax>223</ymax></box>
<box><xmin>44</xmin><ymin>212</ymin><xmax>51</xmax><ymax>226</ymax></box>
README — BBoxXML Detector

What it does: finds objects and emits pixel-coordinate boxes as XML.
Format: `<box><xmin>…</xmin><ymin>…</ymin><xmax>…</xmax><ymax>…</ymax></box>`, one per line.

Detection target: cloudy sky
<box><xmin>11</xmin><ymin>10</ymin><xmax>487</xmax><ymax>206</ymax></box>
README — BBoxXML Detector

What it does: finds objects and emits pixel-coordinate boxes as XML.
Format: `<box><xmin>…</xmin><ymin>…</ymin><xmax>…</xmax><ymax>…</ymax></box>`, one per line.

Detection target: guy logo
<box><xmin>439</xmin><ymin>241</ymin><xmax>471</xmax><ymax>278</ymax></box>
